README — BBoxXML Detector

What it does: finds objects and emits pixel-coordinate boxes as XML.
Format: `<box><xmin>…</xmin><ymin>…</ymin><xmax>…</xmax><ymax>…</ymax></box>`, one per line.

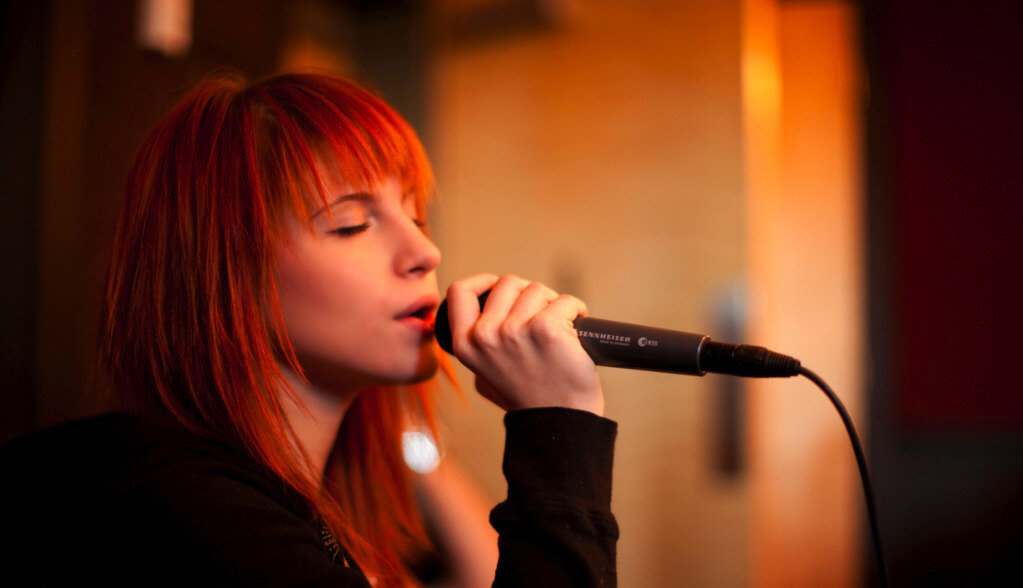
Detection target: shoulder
<box><xmin>1</xmin><ymin>413</ymin><xmax>284</xmax><ymax>552</ymax></box>
<box><xmin>2</xmin><ymin>413</ymin><xmax>286</xmax><ymax>508</ymax></box>
<box><xmin>2</xmin><ymin>412</ymin><xmax>237</xmax><ymax>464</ymax></box>
<box><xmin>2</xmin><ymin>414</ymin><xmax>364</xmax><ymax>586</ymax></box>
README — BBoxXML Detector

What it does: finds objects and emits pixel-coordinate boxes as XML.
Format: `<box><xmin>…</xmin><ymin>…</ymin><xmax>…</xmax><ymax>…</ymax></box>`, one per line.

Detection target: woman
<box><xmin>0</xmin><ymin>73</ymin><xmax>617</xmax><ymax>586</ymax></box>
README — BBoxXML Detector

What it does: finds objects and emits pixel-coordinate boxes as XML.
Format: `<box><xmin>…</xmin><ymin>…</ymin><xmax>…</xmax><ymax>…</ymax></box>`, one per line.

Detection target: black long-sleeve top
<box><xmin>0</xmin><ymin>408</ymin><xmax>617</xmax><ymax>586</ymax></box>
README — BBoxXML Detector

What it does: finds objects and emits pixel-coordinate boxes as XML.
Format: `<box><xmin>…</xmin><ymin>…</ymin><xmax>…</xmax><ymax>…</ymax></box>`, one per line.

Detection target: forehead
<box><xmin>322</xmin><ymin>176</ymin><xmax>405</xmax><ymax>205</ymax></box>
<box><xmin>307</xmin><ymin>175</ymin><xmax>413</xmax><ymax>221</ymax></box>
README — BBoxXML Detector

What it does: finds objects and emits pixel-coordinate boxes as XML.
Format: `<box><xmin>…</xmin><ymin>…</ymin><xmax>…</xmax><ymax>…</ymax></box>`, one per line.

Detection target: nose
<box><xmin>396</xmin><ymin>219</ymin><xmax>441</xmax><ymax>276</ymax></box>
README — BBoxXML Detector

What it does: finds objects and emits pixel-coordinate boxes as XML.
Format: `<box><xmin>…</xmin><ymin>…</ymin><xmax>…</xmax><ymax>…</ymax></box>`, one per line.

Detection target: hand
<box><xmin>444</xmin><ymin>274</ymin><xmax>604</xmax><ymax>416</ymax></box>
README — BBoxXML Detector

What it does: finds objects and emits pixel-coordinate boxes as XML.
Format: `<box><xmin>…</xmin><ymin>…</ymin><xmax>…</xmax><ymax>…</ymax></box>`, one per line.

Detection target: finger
<box><xmin>530</xmin><ymin>293</ymin><xmax>589</xmax><ymax>331</ymax></box>
<box><xmin>449</xmin><ymin>273</ymin><xmax>500</xmax><ymax>299</ymax></box>
<box><xmin>470</xmin><ymin>276</ymin><xmax>531</xmax><ymax>353</ymax></box>
<box><xmin>446</xmin><ymin>274</ymin><xmax>499</xmax><ymax>355</ymax></box>
<box><xmin>470</xmin><ymin>276</ymin><xmax>530</xmax><ymax>350</ymax></box>
<box><xmin>478</xmin><ymin>275</ymin><xmax>530</xmax><ymax>319</ymax></box>
<box><xmin>514</xmin><ymin>296</ymin><xmax>588</xmax><ymax>355</ymax></box>
<box><xmin>504</xmin><ymin>282</ymin><xmax>559</xmax><ymax>327</ymax></box>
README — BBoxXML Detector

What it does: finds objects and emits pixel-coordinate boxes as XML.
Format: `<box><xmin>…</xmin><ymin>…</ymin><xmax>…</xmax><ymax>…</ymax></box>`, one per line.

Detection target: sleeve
<box><xmin>490</xmin><ymin>407</ymin><xmax>619</xmax><ymax>587</ymax></box>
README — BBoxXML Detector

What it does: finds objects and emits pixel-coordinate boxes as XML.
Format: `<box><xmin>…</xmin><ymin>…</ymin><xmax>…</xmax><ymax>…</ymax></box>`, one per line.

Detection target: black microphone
<box><xmin>434</xmin><ymin>291</ymin><xmax>801</xmax><ymax>378</ymax></box>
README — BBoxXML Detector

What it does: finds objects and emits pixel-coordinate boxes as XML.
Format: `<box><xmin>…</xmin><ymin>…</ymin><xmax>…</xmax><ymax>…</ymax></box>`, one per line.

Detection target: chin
<box><xmin>397</xmin><ymin>354</ymin><xmax>440</xmax><ymax>385</ymax></box>
<box><xmin>283</xmin><ymin>349</ymin><xmax>437</xmax><ymax>395</ymax></box>
<box><xmin>352</xmin><ymin>350</ymin><xmax>440</xmax><ymax>389</ymax></box>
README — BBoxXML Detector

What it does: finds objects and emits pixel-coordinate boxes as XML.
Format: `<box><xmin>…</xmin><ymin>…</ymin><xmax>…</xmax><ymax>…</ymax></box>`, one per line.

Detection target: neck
<box><xmin>277</xmin><ymin>362</ymin><xmax>354</xmax><ymax>476</ymax></box>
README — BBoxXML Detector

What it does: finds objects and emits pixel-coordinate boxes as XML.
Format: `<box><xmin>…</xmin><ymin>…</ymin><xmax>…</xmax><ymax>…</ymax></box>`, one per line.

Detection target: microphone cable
<box><xmin>798</xmin><ymin>366</ymin><xmax>890</xmax><ymax>588</ymax></box>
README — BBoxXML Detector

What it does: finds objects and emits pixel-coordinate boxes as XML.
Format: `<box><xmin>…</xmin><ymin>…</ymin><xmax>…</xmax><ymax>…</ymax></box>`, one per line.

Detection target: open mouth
<box><xmin>398</xmin><ymin>299</ymin><xmax>438</xmax><ymax>332</ymax></box>
<box><xmin>408</xmin><ymin>306</ymin><xmax>432</xmax><ymax>321</ymax></box>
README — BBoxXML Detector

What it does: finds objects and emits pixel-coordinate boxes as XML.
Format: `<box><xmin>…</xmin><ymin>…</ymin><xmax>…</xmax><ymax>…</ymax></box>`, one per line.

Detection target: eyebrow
<box><xmin>311</xmin><ymin>191</ymin><xmax>377</xmax><ymax>218</ymax></box>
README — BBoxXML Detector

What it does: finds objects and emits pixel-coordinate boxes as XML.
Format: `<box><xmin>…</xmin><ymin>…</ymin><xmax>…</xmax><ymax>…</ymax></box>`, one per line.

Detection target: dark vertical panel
<box><xmin>886</xmin><ymin>1</ymin><xmax>1023</xmax><ymax>429</ymax></box>
<box><xmin>865</xmin><ymin>0</ymin><xmax>1023</xmax><ymax>584</ymax></box>
<box><xmin>0</xmin><ymin>0</ymin><xmax>50</xmax><ymax>444</ymax></box>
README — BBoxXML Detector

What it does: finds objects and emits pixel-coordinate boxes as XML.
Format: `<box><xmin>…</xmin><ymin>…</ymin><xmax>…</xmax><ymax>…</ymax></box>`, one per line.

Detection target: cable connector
<box><xmin>700</xmin><ymin>341</ymin><xmax>801</xmax><ymax>377</ymax></box>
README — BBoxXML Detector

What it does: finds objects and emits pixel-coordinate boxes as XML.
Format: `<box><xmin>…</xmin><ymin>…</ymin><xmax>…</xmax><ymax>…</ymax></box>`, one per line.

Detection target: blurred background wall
<box><xmin>1</xmin><ymin>0</ymin><xmax>1020</xmax><ymax>586</ymax></box>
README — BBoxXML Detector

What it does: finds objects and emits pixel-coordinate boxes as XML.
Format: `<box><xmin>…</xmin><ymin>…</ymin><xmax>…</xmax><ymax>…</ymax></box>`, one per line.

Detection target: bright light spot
<box><xmin>402</xmin><ymin>430</ymin><xmax>441</xmax><ymax>474</ymax></box>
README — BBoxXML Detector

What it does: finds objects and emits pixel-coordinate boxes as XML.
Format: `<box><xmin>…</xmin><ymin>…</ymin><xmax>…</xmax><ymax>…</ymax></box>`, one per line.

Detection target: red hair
<box><xmin>98</xmin><ymin>72</ymin><xmax>443</xmax><ymax>585</ymax></box>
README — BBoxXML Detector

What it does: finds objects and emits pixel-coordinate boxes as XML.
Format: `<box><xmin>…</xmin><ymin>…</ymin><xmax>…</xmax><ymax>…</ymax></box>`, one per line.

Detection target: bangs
<box><xmin>249</xmin><ymin>74</ymin><xmax>434</xmax><ymax>227</ymax></box>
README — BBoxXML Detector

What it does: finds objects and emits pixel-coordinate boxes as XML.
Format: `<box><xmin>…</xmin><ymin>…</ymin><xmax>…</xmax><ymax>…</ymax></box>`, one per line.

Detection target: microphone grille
<box><xmin>434</xmin><ymin>291</ymin><xmax>490</xmax><ymax>355</ymax></box>
<box><xmin>434</xmin><ymin>299</ymin><xmax>454</xmax><ymax>354</ymax></box>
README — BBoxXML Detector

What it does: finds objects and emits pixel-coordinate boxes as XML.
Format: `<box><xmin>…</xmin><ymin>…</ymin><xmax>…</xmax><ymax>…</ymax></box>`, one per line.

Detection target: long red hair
<box><xmin>98</xmin><ymin>72</ymin><xmax>443</xmax><ymax>585</ymax></box>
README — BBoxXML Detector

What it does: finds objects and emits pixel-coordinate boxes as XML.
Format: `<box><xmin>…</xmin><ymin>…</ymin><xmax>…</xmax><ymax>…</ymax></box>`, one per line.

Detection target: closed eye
<box><xmin>329</xmin><ymin>223</ymin><xmax>371</xmax><ymax>237</ymax></box>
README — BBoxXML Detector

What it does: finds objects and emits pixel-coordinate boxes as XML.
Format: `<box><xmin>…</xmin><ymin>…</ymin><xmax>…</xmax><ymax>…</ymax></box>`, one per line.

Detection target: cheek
<box><xmin>271</xmin><ymin>235</ymin><xmax>437</xmax><ymax>387</ymax></box>
<box><xmin>275</xmin><ymin>248</ymin><xmax>368</xmax><ymax>351</ymax></box>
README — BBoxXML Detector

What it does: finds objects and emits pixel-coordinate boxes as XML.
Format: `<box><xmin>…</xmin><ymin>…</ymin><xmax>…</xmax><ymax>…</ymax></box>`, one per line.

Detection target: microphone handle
<box><xmin>572</xmin><ymin>316</ymin><xmax>708</xmax><ymax>376</ymax></box>
<box><xmin>576</xmin><ymin>317</ymin><xmax>801</xmax><ymax>378</ymax></box>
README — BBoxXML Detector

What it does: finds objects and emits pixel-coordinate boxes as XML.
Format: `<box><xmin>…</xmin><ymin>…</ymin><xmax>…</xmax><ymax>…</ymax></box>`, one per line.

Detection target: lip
<box><xmin>396</xmin><ymin>295</ymin><xmax>440</xmax><ymax>335</ymax></box>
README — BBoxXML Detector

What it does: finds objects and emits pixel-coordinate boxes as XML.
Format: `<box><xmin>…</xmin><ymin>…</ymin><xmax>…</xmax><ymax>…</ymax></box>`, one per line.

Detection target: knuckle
<box><xmin>555</xmin><ymin>292</ymin><xmax>575</xmax><ymax>303</ymax></box>
<box><xmin>526</xmin><ymin>281</ymin><xmax>558</xmax><ymax>300</ymax></box>
<box><xmin>523</xmin><ymin>281</ymin><xmax>546</xmax><ymax>294</ymax></box>
<box><xmin>496</xmin><ymin>274</ymin><xmax>528</xmax><ymax>290</ymax></box>
<box><xmin>469</xmin><ymin>320</ymin><xmax>500</xmax><ymax>349</ymax></box>
<box><xmin>559</xmin><ymin>293</ymin><xmax>586</xmax><ymax>314</ymax></box>
<box><xmin>498</xmin><ymin>320</ymin><xmax>521</xmax><ymax>341</ymax></box>
<box><xmin>528</xmin><ymin>313</ymin><xmax>563</xmax><ymax>344</ymax></box>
